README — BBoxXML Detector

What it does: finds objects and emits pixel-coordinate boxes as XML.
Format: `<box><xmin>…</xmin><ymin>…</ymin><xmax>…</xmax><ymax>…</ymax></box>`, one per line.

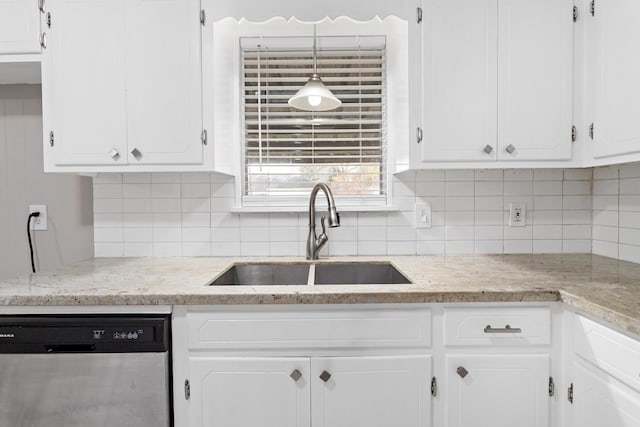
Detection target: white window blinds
<box><xmin>241</xmin><ymin>35</ymin><xmax>387</xmax><ymax>205</ymax></box>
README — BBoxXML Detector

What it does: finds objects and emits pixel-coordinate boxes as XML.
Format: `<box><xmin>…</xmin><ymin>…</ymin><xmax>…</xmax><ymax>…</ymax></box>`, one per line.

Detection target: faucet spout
<box><xmin>307</xmin><ymin>183</ymin><xmax>340</xmax><ymax>260</ymax></box>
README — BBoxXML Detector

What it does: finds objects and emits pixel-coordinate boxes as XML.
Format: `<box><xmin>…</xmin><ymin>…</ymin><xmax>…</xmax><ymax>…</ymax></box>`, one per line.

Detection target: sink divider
<box><xmin>307</xmin><ymin>264</ymin><xmax>315</xmax><ymax>286</ymax></box>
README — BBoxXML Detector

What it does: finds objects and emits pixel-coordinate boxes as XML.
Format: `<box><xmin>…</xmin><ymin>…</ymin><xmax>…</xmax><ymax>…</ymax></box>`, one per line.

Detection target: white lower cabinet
<box><xmin>174</xmin><ymin>305</ymin><xmax>640</xmax><ymax>427</ymax></box>
<box><xmin>571</xmin><ymin>360</ymin><xmax>640</xmax><ymax>427</ymax></box>
<box><xmin>442</xmin><ymin>306</ymin><xmax>552</xmax><ymax>427</ymax></box>
<box><xmin>189</xmin><ymin>357</ymin><xmax>310</xmax><ymax>427</ymax></box>
<box><xmin>445</xmin><ymin>354</ymin><xmax>550</xmax><ymax>427</ymax></box>
<box><xmin>187</xmin><ymin>355</ymin><xmax>431</xmax><ymax>427</ymax></box>
<box><xmin>175</xmin><ymin>305</ymin><xmax>433</xmax><ymax>427</ymax></box>
<box><xmin>568</xmin><ymin>313</ymin><xmax>640</xmax><ymax>427</ymax></box>
<box><xmin>311</xmin><ymin>356</ymin><xmax>431</xmax><ymax>427</ymax></box>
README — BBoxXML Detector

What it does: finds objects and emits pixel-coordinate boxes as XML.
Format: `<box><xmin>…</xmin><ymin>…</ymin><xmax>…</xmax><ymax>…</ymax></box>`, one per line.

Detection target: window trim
<box><xmin>210</xmin><ymin>16</ymin><xmax>409</xmax><ymax>211</ymax></box>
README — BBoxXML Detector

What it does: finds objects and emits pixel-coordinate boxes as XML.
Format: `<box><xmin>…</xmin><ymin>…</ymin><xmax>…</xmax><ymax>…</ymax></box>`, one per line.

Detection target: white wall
<box><xmin>93</xmin><ymin>168</ymin><xmax>593</xmax><ymax>257</ymax></box>
<box><xmin>0</xmin><ymin>85</ymin><xmax>94</xmax><ymax>280</ymax></box>
<box><xmin>592</xmin><ymin>163</ymin><xmax>640</xmax><ymax>264</ymax></box>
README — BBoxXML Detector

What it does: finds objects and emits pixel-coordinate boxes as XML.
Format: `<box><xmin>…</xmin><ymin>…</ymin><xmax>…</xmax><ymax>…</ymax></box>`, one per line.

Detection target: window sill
<box><xmin>228</xmin><ymin>205</ymin><xmax>399</xmax><ymax>213</ymax></box>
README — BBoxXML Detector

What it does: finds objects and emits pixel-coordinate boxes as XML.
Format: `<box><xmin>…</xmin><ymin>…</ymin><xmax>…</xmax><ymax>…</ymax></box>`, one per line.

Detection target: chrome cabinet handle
<box><xmin>290</xmin><ymin>369</ymin><xmax>302</xmax><ymax>382</ymax></box>
<box><xmin>39</xmin><ymin>0</ymin><xmax>46</xmax><ymax>12</ymax></box>
<box><xmin>483</xmin><ymin>144</ymin><xmax>494</xmax><ymax>154</ymax></box>
<box><xmin>110</xmin><ymin>148</ymin><xmax>120</xmax><ymax>161</ymax></box>
<box><xmin>131</xmin><ymin>148</ymin><xmax>142</xmax><ymax>160</ymax></box>
<box><xmin>40</xmin><ymin>32</ymin><xmax>47</xmax><ymax>49</ymax></box>
<box><xmin>319</xmin><ymin>371</ymin><xmax>332</xmax><ymax>382</ymax></box>
<box><xmin>505</xmin><ymin>144</ymin><xmax>516</xmax><ymax>154</ymax></box>
<box><xmin>484</xmin><ymin>324</ymin><xmax>522</xmax><ymax>333</ymax></box>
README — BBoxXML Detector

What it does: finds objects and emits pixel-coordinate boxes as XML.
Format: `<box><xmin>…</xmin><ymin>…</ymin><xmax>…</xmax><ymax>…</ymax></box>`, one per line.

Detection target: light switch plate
<box><xmin>416</xmin><ymin>203</ymin><xmax>432</xmax><ymax>228</ymax></box>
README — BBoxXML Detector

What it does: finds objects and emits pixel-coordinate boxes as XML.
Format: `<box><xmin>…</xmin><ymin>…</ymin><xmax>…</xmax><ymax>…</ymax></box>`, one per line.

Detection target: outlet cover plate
<box><xmin>29</xmin><ymin>204</ymin><xmax>47</xmax><ymax>230</ymax></box>
<box><xmin>509</xmin><ymin>202</ymin><xmax>526</xmax><ymax>227</ymax></box>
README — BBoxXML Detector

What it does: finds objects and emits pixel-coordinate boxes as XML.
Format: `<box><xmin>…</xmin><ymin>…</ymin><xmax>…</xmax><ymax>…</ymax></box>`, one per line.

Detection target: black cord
<box><xmin>27</xmin><ymin>212</ymin><xmax>40</xmax><ymax>273</ymax></box>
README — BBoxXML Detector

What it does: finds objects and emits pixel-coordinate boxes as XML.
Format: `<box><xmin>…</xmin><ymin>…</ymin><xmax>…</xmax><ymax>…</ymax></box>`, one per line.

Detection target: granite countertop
<box><xmin>1</xmin><ymin>254</ymin><xmax>639</xmax><ymax>336</ymax></box>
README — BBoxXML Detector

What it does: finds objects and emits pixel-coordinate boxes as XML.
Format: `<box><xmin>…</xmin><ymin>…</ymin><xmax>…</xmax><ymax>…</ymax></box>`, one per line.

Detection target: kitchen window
<box><xmin>241</xmin><ymin>36</ymin><xmax>387</xmax><ymax>207</ymax></box>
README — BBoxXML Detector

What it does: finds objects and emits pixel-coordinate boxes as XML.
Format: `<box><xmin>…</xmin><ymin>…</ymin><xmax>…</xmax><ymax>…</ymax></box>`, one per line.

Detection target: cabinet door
<box><xmin>572</xmin><ymin>360</ymin><xmax>640</xmax><ymax>427</ymax></box>
<box><xmin>445</xmin><ymin>354</ymin><xmax>549</xmax><ymax>427</ymax></box>
<box><xmin>43</xmin><ymin>0</ymin><xmax>127</xmax><ymax>166</ymax></box>
<box><xmin>591</xmin><ymin>0</ymin><xmax>640</xmax><ymax>159</ymax></box>
<box><xmin>188</xmin><ymin>357</ymin><xmax>310</xmax><ymax>427</ymax></box>
<box><xmin>421</xmin><ymin>0</ymin><xmax>498</xmax><ymax>162</ymax></box>
<box><xmin>497</xmin><ymin>0</ymin><xmax>573</xmax><ymax>161</ymax></box>
<box><xmin>311</xmin><ymin>355</ymin><xmax>431</xmax><ymax>427</ymax></box>
<box><xmin>124</xmin><ymin>0</ymin><xmax>203</xmax><ymax>165</ymax></box>
<box><xmin>0</xmin><ymin>0</ymin><xmax>40</xmax><ymax>54</ymax></box>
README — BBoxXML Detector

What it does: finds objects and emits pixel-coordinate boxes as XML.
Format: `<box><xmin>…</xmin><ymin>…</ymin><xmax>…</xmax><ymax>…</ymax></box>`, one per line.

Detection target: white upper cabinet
<box><xmin>42</xmin><ymin>0</ymin><xmax>127</xmax><ymax>167</ymax></box>
<box><xmin>125</xmin><ymin>0</ymin><xmax>202</xmax><ymax>166</ymax></box>
<box><xmin>589</xmin><ymin>0</ymin><xmax>640</xmax><ymax>163</ymax></box>
<box><xmin>417</xmin><ymin>0</ymin><xmax>574</xmax><ymax>167</ymax></box>
<box><xmin>0</xmin><ymin>0</ymin><xmax>41</xmax><ymax>55</ymax></box>
<box><xmin>421</xmin><ymin>0</ymin><xmax>498</xmax><ymax>162</ymax></box>
<box><xmin>497</xmin><ymin>0</ymin><xmax>573</xmax><ymax>161</ymax></box>
<box><xmin>42</xmin><ymin>0</ymin><xmax>205</xmax><ymax>172</ymax></box>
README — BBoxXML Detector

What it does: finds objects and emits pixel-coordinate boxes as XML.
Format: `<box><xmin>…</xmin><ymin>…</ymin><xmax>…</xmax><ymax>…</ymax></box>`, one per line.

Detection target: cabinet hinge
<box><xmin>200</xmin><ymin>9</ymin><xmax>206</xmax><ymax>26</ymax></box>
<box><xmin>590</xmin><ymin>0</ymin><xmax>595</xmax><ymax>16</ymax></box>
<box><xmin>416</xmin><ymin>127</ymin><xmax>423</xmax><ymax>144</ymax></box>
<box><xmin>589</xmin><ymin>123</ymin><xmax>594</xmax><ymax>140</ymax></box>
<box><xmin>568</xmin><ymin>383</ymin><xmax>574</xmax><ymax>404</ymax></box>
<box><xmin>571</xmin><ymin>125</ymin><xmax>577</xmax><ymax>142</ymax></box>
<box><xmin>573</xmin><ymin>6</ymin><xmax>578</xmax><ymax>22</ymax></box>
<box><xmin>548</xmin><ymin>377</ymin><xmax>555</xmax><ymax>397</ymax></box>
<box><xmin>46</xmin><ymin>12</ymin><xmax>51</xmax><ymax>28</ymax></box>
<box><xmin>49</xmin><ymin>130</ymin><xmax>54</xmax><ymax>147</ymax></box>
<box><xmin>184</xmin><ymin>379</ymin><xmax>191</xmax><ymax>400</ymax></box>
<box><xmin>431</xmin><ymin>377</ymin><xmax>437</xmax><ymax>397</ymax></box>
<box><xmin>417</xmin><ymin>7</ymin><xmax>423</xmax><ymax>23</ymax></box>
<box><xmin>201</xmin><ymin>129</ymin><xmax>208</xmax><ymax>145</ymax></box>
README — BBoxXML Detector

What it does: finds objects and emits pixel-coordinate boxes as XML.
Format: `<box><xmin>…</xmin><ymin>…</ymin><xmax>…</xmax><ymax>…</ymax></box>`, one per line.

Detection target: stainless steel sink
<box><xmin>210</xmin><ymin>263</ymin><xmax>310</xmax><ymax>286</ymax></box>
<box><xmin>313</xmin><ymin>262</ymin><xmax>411</xmax><ymax>285</ymax></box>
<box><xmin>209</xmin><ymin>262</ymin><xmax>412</xmax><ymax>286</ymax></box>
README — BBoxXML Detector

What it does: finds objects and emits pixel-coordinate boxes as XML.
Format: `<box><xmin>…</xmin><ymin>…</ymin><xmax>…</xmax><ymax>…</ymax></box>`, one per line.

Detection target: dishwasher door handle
<box><xmin>45</xmin><ymin>344</ymin><xmax>96</xmax><ymax>353</ymax></box>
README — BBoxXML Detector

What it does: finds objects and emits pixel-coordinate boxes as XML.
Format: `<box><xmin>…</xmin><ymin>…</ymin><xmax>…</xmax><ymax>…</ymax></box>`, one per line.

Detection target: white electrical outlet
<box><xmin>509</xmin><ymin>202</ymin><xmax>526</xmax><ymax>227</ymax></box>
<box><xmin>29</xmin><ymin>205</ymin><xmax>48</xmax><ymax>231</ymax></box>
<box><xmin>416</xmin><ymin>203</ymin><xmax>432</xmax><ymax>228</ymax></box>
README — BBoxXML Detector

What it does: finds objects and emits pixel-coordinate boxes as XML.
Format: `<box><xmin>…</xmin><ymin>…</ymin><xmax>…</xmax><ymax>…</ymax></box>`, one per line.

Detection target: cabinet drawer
<box><xmin>186</xmin><ymin>306</ymin><xmax>431</xmax><ymax>350</ymax></box>
<box><xmin>443</xmin><ymin>307</ymin><xmax>551</xmax><ymax>346</ymax></box>
<box><xmin>574</xmin><ymin>315</ymin><xmax>640</xmax><ymax>392</ymax></box>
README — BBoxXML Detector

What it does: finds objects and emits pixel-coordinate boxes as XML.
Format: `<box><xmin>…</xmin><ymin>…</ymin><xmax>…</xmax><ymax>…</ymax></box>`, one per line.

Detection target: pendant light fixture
<box><xmin>288</xmin><ymin>25</ymin><xmax>342</xmax><ymax>112</ymax></box>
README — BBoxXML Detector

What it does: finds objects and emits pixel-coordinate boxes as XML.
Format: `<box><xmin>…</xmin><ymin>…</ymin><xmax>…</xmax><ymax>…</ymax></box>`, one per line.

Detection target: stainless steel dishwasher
<box><xmin>0</xmin><ymin>315</ymin><xmax>171</xmax><ymax>426</ymax></box>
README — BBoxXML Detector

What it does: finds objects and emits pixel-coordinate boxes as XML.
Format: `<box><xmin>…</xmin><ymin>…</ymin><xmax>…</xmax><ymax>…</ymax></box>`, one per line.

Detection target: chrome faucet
<box><xmin>306</xmin><ymin>183</ymin><xmax>340</xmax><ymax>260</ymax></box>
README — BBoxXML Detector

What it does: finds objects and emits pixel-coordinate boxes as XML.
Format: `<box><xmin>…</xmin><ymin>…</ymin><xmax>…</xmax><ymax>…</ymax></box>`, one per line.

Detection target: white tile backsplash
<box><xmin>90</xmin><ymin>165</ymin><xmax>640</xmax><ymax>260</ymax></box>
<box><xmin>591</xmin><ymin>163</ymin><xmax>640</xmax><ymax>263</ymax></box>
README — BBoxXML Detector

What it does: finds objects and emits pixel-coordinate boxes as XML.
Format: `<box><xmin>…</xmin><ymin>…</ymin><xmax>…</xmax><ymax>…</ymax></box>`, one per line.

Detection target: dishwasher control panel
<box><xmin>0</xmin><ymin>315</ymin><xmax>169</xmax><ymax>353</ymax></box>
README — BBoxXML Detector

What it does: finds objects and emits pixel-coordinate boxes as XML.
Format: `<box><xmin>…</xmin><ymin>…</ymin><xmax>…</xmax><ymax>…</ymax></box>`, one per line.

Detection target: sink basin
<box><xmin>210</xmin><ymin>261</ymin><xmax>412</xmax><ymax>286</ymax></box>
<box><xmin>210</xmin><ymin>263</ymin><xmax>310</xmax><ymax>286</ymax></box>
<box><xmin>313</xmin><ymin>262</ymin><xmax>411</xmax><ymax>285</ymax></box>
